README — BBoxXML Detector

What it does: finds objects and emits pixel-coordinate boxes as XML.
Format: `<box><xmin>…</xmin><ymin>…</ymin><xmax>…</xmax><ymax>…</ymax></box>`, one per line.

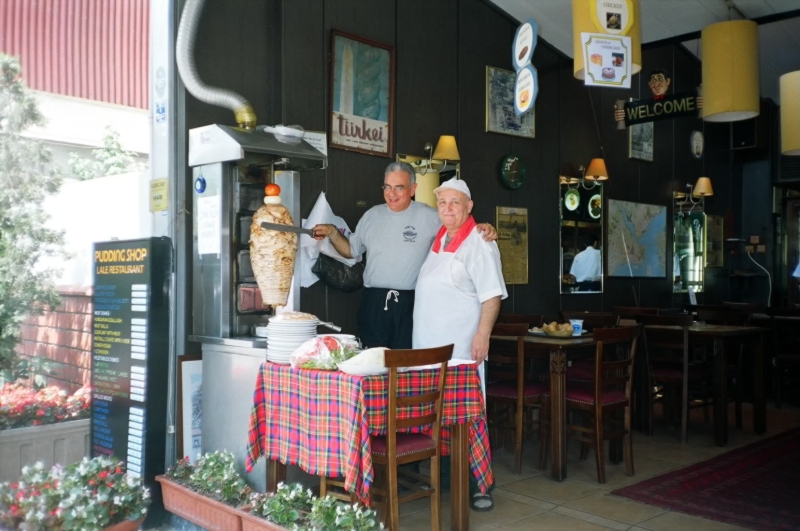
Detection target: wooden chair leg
<box><xmin>580</xmin><ymin>413</ymin><xmax>591</xmax><ymax>462</ymax></box>
<box><xmin>538</xmin><ymin>398</ymin><xmax>549</xmax><ymax>470</ymax></box>
<box><xmin>514</xmin><ymin>403</ymin><xmax>524</xmax><ymax>474</ymax></box>
<box><xmin>319</xmin><ymin>476</ymin><xmax>327</xmax><ymax>498</ymax></box>
<box><xmin>624</xmin><ymin>405</ymin><xmax>634</xmax><ymax>477</ymax></box>
<box><xmin>387</xmin><ymin>460</ymin><xmax>400</xmax><ymax>531</ymax></box>
<box><xmin>594</xmin><ymin>410</ymin><xmax>606</xmax><ymax>484</ymax></box>
<box><xmin>430</xmin><ymin>456</ymin><xmax>440</xmax><ymax>531</ymax></box>
<box><xmin>735</xmin><ymin>351</ymin><xmax>743</xmax><ymax>429</ymax></box>
<box><xmin>775</xmin><ymin>359</ymin><xmax>783</xmax><ymax>409</ymax></box>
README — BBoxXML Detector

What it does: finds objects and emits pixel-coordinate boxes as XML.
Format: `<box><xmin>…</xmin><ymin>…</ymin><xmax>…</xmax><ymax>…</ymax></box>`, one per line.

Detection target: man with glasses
<box><xmin>312</xmin><ymin>161</ymin><xmax>497</xmax><ymax>350</ymax></box>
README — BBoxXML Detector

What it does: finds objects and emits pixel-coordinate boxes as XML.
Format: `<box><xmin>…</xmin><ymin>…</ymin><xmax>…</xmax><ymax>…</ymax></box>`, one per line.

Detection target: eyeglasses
<box><xmin>381</xmin><ymin>184</ymin><xmax>407</xmax><ymax>192</ymax></box>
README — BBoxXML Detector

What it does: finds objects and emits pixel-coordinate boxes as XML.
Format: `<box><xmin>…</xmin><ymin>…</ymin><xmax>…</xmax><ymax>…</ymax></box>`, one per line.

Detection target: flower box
<box><xmin>0</xmin><ymin>419</ymin><xmax>90</xmax><ymax>483</ymax></box>
<box><xmin>156</xmin><ymin>475</ymin><xmax>245</xmax><ymax>531</ymax></box>
<box><xmin>239</xmin><ymin>509</ymin><xmax>289</xmax><ymax>531</ymax></box>
<box><xmin>104</xmin><ymin>518</ymin><xmax>145</xmax><ymax>531</ymax></box>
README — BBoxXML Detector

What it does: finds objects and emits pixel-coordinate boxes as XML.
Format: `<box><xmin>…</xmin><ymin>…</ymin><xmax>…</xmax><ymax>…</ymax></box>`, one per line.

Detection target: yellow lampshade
<box><xmin>414</xmin><ymin>170</ymin><xmax>440</xmax><ymax>208</ymax></box>
<box><xmin>432</xmin><ymin>135</ymin><xmax>460</xmax><ymax>161</ymax></box>
<box><xmin>693</xmin><ymin>177</ymin><xmax>713</xmax><ymax>197</ymax></box>
<box><xmin>585</xmin><ymin>158</ymin><xmax>608</xmax><ymax>181</ymax></box>
<box><xmin>701</xmin><ymin>20</ymin><xmax>759</xmax><ymax>122</ymax></box>
<box><xmin>572</xmin><ymin>0</ymin><xmax>641</xmax><ymax>80</ymax></box>
<box><xmin>780</xmin><ymin>71</ymin><xmax>800</xmax><ymax>156</ymax></box>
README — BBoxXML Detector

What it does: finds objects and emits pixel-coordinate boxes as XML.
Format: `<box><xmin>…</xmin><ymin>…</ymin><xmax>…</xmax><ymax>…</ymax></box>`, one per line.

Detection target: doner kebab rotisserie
<box><xmin>250</xmin><ymin>184</ymin><xmax>297</xmax><ymax>307</ymax></box>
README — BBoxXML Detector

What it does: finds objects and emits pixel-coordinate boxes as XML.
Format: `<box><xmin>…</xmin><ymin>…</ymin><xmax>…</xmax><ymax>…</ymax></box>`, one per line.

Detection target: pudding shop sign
<box><xmin>512</xmin><ymin>18</ymin><xmax>539</xmax><ymax>117</ymax></box>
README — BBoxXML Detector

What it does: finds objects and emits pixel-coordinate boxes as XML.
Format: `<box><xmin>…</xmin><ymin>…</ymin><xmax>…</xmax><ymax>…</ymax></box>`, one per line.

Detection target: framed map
<box><xmin>608</xmin><ymin>199</ymin><xmax>666</xmax><ymax>278</ymax></box>
<box><xmin>486</xmin><ymin>66</ymin><xmax>535</xmax><ymax>138</ymax></box>
<box><xmin>496</xmin><ymin>206</ymin><xmax>528</xmax><ymax>284</ymax></box>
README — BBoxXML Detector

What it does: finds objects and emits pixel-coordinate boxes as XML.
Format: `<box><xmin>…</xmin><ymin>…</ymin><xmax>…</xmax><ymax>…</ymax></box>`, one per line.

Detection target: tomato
<box><xmin>321</xmin><ymin>336</ymin><xmax>340</xmax><ymax>352</ymax></box>
<box><xmin>265</xmin><ymin>183</ymin><xmax>281</xmax><ymax>196</ymax></box>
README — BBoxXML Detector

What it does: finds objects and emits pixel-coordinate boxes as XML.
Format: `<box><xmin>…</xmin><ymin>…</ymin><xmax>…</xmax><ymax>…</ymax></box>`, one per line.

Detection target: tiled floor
<box><xmin>397</xmin><ymin>402</ymin><xmax>800</xmax><ymax>531</ymax></box>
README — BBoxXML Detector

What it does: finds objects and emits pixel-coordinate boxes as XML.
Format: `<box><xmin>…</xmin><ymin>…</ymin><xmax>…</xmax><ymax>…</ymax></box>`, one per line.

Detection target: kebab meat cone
<box><xmin>250</xmin><ymin>185</ymin><xmax>298</xmax><ymax>307</ymax></box>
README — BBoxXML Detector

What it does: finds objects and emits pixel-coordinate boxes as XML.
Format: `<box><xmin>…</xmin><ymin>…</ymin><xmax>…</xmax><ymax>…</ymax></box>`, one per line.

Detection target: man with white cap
<box><xmin>312</xmin><ymin>162</ymin><xmax>496</xmax><ymax>350</ymax></box>
<box><xmin>412</xmin><ymin>176</ymin><xmax>507</xmax><ymax>512</ymax></box>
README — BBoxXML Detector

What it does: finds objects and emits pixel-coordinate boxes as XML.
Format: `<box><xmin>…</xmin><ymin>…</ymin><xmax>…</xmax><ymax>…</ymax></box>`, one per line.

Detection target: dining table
<box><xmin>244</xmin><ymin>361</ymin><xmax>492</xmax><ymax>531</ymax></box>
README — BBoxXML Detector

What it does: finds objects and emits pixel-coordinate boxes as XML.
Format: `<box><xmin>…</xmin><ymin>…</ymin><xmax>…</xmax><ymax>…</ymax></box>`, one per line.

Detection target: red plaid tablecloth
<box><xmin>245</xmin><ymin>362</ymin><xmax>493</xmax><ymax>503</ymax></box>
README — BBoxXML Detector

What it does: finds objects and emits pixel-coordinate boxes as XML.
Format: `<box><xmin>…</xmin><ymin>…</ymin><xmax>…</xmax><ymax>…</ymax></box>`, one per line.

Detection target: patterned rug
<box><xmin>613</xmin><ymin>428</ymin><xmax>800</xmax><ymax>531</ymax></box>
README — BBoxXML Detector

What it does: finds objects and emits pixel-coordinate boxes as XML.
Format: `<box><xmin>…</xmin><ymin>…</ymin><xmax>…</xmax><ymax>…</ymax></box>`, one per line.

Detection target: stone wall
<box><xmin>15</xmin><ymin>286</ymin><xmax>92</xmax><ymax>393</ymax></box>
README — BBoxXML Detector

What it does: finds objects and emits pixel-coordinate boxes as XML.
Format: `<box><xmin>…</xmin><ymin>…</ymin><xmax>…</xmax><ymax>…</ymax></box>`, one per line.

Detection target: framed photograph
<box><xmin>607</xmin><ymin>199</ymin><xmax>667</xmax><ymax>278</ymax></box>
<box><xmin>629</xmin><ymin>121</ymin><xmax>654</xmax><ymax>161</ymax></box>
<box><xmin>496</xmin><ymin>206</ymin><xmax>528</xmax><ymax>284</ymax></box>
<box><xmin>177</xmin><ymin>355</ymin><xmax>203</xmax><ymax>463</ymax></box>
<box><xmin>329</xmin><ymin>30</ymin><xmax>395</xmax><ymax>158</ymax></box>
<box><xmin>486</xmin><ymin>66</ymin><xmax>535</xmax><ymax>138</ymax></box>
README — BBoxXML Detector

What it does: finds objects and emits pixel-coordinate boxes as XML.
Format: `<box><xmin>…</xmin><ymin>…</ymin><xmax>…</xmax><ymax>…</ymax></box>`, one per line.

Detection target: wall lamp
<box><xmin>560</xmin><ymin>159</ymin><xmax>608</xmax><ymax>190</ymax></box>
<box><xmin>674</xmin><ymin>176</ymin><xmax>713</xmax><ymax>207</ymax></box>
<box><xmin>413</xmin><ymin>135</ymin><xmax>461</xmax><ymax>176</ymax></box>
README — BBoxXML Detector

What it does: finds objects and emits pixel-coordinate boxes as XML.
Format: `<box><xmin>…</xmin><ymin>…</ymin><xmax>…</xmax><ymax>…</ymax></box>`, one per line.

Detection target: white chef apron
<box><xmin>413</xmin><ymin>244</ymin><xmax>486</xmax><ymax>395</ymax></box>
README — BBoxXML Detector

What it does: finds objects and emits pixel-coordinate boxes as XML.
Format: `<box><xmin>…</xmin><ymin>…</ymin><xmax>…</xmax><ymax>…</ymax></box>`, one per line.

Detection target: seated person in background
<box><xmin>570</xmin><ymin>234</ymin><xmax>601</xmax><ymax>291</ymax></box>
<box><xmin>413</xmin><ymin>177</ymin><xmax>507</xmax><ymax>512</ymax></box>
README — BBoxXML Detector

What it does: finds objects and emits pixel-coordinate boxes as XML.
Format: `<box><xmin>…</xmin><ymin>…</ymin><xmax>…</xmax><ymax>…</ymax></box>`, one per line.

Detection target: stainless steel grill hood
<box><xmin>188</xmin><ymin>124</ymin><xmax>327</xmax><ymax>170</ymax></box>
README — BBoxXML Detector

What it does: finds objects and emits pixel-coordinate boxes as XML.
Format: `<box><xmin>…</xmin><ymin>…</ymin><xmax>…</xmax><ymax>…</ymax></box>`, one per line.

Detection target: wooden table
<box><xmin>645</xmin><ymin>323</ymin><xmax>766</xmax><ymax>446</ymax></box>
<box><xmin>491</xmin><ymin>333</ymin><xmax>594</xmax><ymax>481</ymax></box>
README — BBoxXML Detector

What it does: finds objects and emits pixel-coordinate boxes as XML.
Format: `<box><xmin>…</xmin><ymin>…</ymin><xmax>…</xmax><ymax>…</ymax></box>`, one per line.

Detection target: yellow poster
<box><xmin>496</xmin><ymin>206</ymin><xmax>528</xmax><ymax>285</ymax></box>
<box><xmin>149</xmin><ymin>179</ymin><xmax>168</xmax><ymax>212</ymax></box>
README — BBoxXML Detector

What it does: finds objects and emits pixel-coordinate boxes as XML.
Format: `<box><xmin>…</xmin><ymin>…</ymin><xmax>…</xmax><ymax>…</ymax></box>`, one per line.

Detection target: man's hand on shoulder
<box><xmin>476</xmin><ymin>223</ymin><xmax>498</xmax><ymax>242</ymax></box>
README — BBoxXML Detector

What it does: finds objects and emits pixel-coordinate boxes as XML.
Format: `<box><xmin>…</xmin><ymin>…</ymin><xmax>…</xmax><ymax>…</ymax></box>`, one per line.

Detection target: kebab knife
<box><xmin>260</xmin><ymin>222</ymin><xmax>316</xmax><ymax>237</ymax></box>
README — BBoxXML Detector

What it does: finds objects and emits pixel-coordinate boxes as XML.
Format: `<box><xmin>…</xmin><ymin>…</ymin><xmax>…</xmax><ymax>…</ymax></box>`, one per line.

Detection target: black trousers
<box><xmin>357</xmin><ymin>288</ymin><xmax>415</xmax><ymax>349</ymax></box>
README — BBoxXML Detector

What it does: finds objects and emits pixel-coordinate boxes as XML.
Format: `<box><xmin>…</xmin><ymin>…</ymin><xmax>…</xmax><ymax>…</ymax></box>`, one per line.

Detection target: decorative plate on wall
<box><xmin>691</xmin><ymin>130</ymin><xmax>704</xmax><ymax>159</ymax></box>
<box><xmin>588</xmin><ymin>194</ymin><xmax>602</xmax><ymax>219</ymax></box>
<box><xmin>500</xmin><ymin>155</ymin><xmax>526</xmax><ymax>190</ymax></box>
<box><xmin>564</xmin><ymin>189</ymin><xmax>580</xmax><ymax>211</ymax></box>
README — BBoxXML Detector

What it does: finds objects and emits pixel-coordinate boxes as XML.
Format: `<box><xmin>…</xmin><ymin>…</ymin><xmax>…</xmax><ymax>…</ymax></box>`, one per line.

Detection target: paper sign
<box><xmin>512</xmin><ymin>19</ymin><xmax>538</xmax><ymax>71</ymax></box>
<box><xmin>149</xmin><ymin>179</ymin><xmax>168</xmax><ymax>212</ymax></box>
<box><xmin>303</xmin><ymin>131</ymin><xmax>328</xmax><ymax>156</ymax></box>
<box><xmin>582</xmin><ymin>33</ymin><xmax>631</xmax><ymax>89</ymax></box>
<box><xmin>591</xmin><ymin>0</ymin><xmax>635</xmax><ymax>36</ymax></box>
<box><xmin>514</xmin><ymin>65</ymin><xmax>538</xmax><ymax>117</ymax></box>
<box><xmin>196</xmin><ymin>195</ymin><xmax>221</xmax><ymax>255</ymax></box>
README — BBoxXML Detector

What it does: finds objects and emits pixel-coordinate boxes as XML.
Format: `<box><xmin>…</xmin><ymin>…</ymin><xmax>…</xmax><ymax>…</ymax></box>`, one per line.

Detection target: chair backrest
<box><xmin>488</xmin><ymin>323</ymin><xmax>529</xmax><ymax>387</ymax></box>
<box><xmin>723</xmin><ymin>301</ymin><xmax>765</xmax><ymax>314</ymax></box>
<box><xmin>384</xmin><ymin>344</ymin><xmax>454</xmax><ymax>452</ymax></box>
<box><xmin>560</xmin><ymin>311</ymin><xmax>620</xmax><ymax>330</ymax></box>
<box><xmin>635</xmin><ymin>314</ymin><xmax>692</xmax><ymax>360</ymax></box>
<box><xmin>613</xmin><ymin>306</ymin><xmax>660</xmax><ymax>319</ymax></box>
<box><xmin>696</xmin><ymin>308</ymin><xmax>751</xmax><ymax>326</ymax></box>
<box><xmin>496</xmin><ymin>313</ymin><xmax>545</xmax><ymax>328</ymax></box>
<box><xmin>592</xmin><ymin>325</ymin><xmax>642</xmax><ymax>400</ymax></box>
<box><xmin>767</xmin><ymin>307</ymin><xmax>800</xmax><ymax>353</ymax></box>
<box><xmin>685</xmin><ymin>304</ymin><xmax>729</xmax><ymax>314</ymax></box>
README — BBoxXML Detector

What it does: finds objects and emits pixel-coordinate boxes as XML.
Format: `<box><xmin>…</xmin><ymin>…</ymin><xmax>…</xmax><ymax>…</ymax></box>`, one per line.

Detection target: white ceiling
<box><xmin>489</xmin><ymin>0</ymin><xmax>800</xmax><ymax>104</ymax></box>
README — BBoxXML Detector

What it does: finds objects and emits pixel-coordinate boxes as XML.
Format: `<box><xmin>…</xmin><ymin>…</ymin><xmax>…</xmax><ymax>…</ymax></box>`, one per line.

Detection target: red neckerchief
<box><xmin>653</xmin><ymin>94</ymin><xmax>666</xmax><ymax>100</ymax></box>
<box><xmin>431</xmin><ymin>216</ymin><xmax>477</xmax><ymax>253</ymax></box>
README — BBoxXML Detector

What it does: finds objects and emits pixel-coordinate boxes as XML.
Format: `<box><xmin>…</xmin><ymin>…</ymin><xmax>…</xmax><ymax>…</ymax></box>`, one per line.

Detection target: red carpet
<box><xmin>613</xmin><ymin>428</ymin><xmax>800</xmax><ymax>531</ymax></box>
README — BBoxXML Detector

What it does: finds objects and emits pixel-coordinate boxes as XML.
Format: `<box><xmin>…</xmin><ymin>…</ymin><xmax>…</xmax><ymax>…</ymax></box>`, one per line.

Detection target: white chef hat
<box><xmin>433</xmin><ymin>177</ymin><xmax>471</xmax><ymax>199</ymax></box>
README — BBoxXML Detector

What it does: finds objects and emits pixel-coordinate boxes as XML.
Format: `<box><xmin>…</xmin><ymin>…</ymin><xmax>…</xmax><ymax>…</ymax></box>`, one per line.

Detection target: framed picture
<box><xmin>486</xmin><ymin>66</ymin><xmax>535</xmax><ymax>138</ymax></box>
<box><xmin>177</xmin><ymin>355</ymin><xmax>203</xmax><ymax>463</ymax></box>
<box><xmin>329</xmin><ymin>30</ymin><xmax>395</xmax><ymax>158</ymax></box>
<box><xmin>607</xmin><ymin>199</ymin><xmax>667</xmax><ymax>278</ymax></box>
<box><xmin>496</xmin><ymin>206</ymin><xmax>528</xmax><ymax>284</ymax></box>
<box><xmin>629</xmin><ymin>121</ymin><xmax>654</xmax><ymax>161</ymax></box>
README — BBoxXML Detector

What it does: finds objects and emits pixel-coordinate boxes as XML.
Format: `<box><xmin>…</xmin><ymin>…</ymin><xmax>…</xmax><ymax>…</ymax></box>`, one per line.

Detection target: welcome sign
<box><xmin>622</xmin><ymin>92</ymin><xmax>701</xmax><ymax>126</ymax></box>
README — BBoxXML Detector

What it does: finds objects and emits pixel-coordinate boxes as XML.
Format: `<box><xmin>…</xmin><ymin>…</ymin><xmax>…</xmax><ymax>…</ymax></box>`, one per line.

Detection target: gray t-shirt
<box><xmin>348</xmin><ymin>201</ymin><xmax>441</xmax><ymax>290</ymax></box>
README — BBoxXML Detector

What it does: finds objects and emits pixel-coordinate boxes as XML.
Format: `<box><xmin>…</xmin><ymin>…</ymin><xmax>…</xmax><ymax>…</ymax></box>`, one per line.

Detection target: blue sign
<box><xmin>512</xmin><ymin>18</ymin><xmax>538</xmax><ymax>72</ymax></box>
<box><xmin>514</xmin><ymin>65</ymin><xmax>538</xmax><ymax>117</ymax></box>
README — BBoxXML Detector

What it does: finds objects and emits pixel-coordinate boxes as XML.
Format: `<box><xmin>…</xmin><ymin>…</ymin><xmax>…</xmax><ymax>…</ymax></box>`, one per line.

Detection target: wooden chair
<box><xmin>365</xmin><ymin>344</ymin><xmax>453</xmax><ymax>531</ymax></box>
<box><xmin>723</xmin><ymin>301</ymin><xmax>765</xmax><ymax>314</ymax></box>
<box><xmin>486</xmin><ymin>323</ymin><xmax>546</xmax><ymax>474</ymax></box>
<box><xmin>769</xmin><ymin>308</ymin><xmax>800</xmax><ymax>408</ymax></box>
<box><xmin>540</xmin><ymin>325</ymin><xmax>642</xmax><ymax>483</ymax></box>
<box><xmin>497</xmin><ymin>313</ymin><xmax>545</xmax><ymax>328</ymax></box>
<box><xmin>613</xmin><ymin>306</ymin><xmax>659</xmax><ymax>321</ymax></box>
<box><xmin>636</xmin><ymin>314</ymin><xmax>696</xmax><ymax>441</ymax></box>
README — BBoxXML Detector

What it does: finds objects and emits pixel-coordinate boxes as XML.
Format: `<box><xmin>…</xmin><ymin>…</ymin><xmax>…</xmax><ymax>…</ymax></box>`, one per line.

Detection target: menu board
<box><xmin>91</xmin><ymin>238</ymin><xmax>170</xmax><ymax>484</ymax></box>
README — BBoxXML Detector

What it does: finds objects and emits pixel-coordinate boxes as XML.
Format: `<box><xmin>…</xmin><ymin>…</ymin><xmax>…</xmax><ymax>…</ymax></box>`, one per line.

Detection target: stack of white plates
<box><xmin>265</xmin><ymin>315</ymin><xmax>319</xmax><ymax>365</ymax></box>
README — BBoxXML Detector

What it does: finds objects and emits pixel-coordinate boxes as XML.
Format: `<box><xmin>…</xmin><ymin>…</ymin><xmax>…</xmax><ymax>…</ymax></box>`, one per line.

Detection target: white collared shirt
<box><xmin>570</xmin><ymin>246</ymin><xmax>601</xmax><ymax>282</ymax></box>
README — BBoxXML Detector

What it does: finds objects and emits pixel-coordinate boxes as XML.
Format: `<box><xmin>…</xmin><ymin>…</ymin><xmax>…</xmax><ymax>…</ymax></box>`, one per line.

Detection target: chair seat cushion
<box><xmin>371</xmin><ymin>433</ymin><xmax>435</xmax><ymax>458</ymax></box>
<box><xmin>564</xmin><ymin>385</ymin><xmax>628</xmax><ymax>406</ymax></box>
<box><xmin>651</xmin><ymin>365</ymin><xmax>709</xmax><ymax>382</ymax></box>
<box><xmin>486</xmin><ymin>381</ymin><xmax>546</xmax><ymax>400</ymax></box>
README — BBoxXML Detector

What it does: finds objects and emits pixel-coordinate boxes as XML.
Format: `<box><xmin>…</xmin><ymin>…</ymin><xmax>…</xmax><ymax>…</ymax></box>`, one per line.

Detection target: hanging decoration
<box><xmin>512</xmin><ymin>18</ymin><xmax>539</xmax><ymax>115</ymax></box>
<box><xmin>572</xmin><ymin>0</ymin><xmax>641</xmax><ymax>80</ymax></box>
<box><xmin>613</xmin><ymin>69</ymin><xmax>702</xmax><ymax>128</ymax></box>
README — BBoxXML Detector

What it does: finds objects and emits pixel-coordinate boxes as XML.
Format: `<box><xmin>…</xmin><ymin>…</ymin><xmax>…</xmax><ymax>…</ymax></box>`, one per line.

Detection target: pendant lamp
<box><xmin>701</xmin><ymin>20</ymin><xmax>759</xmax><ymax>122</ymax></box>
<box><xmin>572</xmin><ymin>0</ymin><xmax>641</xmax><ymax>80</ymax></box>
<box><xmin>780</xmin><ymin>71</ymin><xmax>800</xmax><ymax>156</ymax></box>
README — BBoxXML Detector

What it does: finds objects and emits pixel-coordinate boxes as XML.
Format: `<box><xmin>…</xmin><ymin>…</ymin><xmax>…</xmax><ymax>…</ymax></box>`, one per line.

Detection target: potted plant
<box><xmin>0</xmin><ymin>456</ymin><xmax>150</xmax><ymax>531</ymax></box>
<box><xmin>241</xmin><ymin>482</ymin><xmax>383</xmax><ymax>531</ymax></box>
<box><xmin>157</xmin><ymin>451</ymin><xmax>253</xmax><ymax>531</ymax></box>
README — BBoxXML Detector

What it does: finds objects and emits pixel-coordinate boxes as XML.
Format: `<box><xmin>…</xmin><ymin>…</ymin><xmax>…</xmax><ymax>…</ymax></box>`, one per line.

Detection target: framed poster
<box><xmin>607</xmin><ymin>199</ymin><xmax>667</xmax><ymax>278</ymax></box>
<box><xmin>329</xmin><ymin>30</ymin><xmax>395</xmax><ymax>158</ymax></box>
<box><xmin>486</xmin><ymin>66</ymin><xmax>535</xmax><ymax>138</ymax></box>
<box><xmin>629</xmin><ymin>121</ymin><xmax>654</xmax><ymax>161</ymax></box>
<box><xmin>496</xmin><ymin>206</ymin><xmax>528</xmax><ymax>284</ymax></box>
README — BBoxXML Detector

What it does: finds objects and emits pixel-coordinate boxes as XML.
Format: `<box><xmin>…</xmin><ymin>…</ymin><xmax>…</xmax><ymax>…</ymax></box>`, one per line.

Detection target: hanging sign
<box><xmin>514</xmin><ymin>65</ymin><xmax>538</xmax><ymax>116</ymax></box>
<box><xmin>591</xmin><ymin>0</ymin><xmax>635</xmax><ymax>36</ymax></box>
<box><xmin>512</xmin><ymin>19</ymin><xmax>538</xmax><ymax>71</ymax></box>
<box><xmin>581</xmin><ymin>33</ymin><xmax>631</xmax><ymax>89</ymax></box>
<box><xmin>622</xmin><ymin>92</ymin><xmax>700</xmax><ymax>126</ymax></box>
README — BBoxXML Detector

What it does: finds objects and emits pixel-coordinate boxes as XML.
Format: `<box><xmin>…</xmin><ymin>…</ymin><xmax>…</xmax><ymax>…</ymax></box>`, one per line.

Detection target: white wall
<box><xmin>42</xmin><ymin>172</ymin><xmax>153</xmax><ymax>286</ymax></box>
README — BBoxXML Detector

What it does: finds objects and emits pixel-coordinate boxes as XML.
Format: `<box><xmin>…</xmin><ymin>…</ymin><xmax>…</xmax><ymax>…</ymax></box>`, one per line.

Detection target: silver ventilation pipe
<box><xmin>175</xmin><ymin>0</ymin><xmax>257</xmax><ymax>129</ymax></box>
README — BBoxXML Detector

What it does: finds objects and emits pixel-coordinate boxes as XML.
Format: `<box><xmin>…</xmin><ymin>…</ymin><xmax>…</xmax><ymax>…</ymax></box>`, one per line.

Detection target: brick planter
<box><xmin>239</xmin><ymin>509</ymin><xmax>291</xmax><ymax>531</ymax></box>
<box><xmin>104</xmin><ymin>518</ymin><xmax>145</xmax><ymax>531</ymax></box>
<box><xmin>156</xmin><ymin>476</ymin><xmax>249</xmax><ymax>531</ymax></box>
<box><xmin>0</xmin><ymin>419</ymin><xmax>90</xmax><ymax>482</ymax></box>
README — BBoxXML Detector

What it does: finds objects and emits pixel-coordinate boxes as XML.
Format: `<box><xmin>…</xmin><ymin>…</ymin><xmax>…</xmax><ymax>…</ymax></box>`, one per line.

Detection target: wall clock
<box><xmin>500</xmin><ymin>155</ymin><xmax>526</xmax><ymax>190</ymax></box>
